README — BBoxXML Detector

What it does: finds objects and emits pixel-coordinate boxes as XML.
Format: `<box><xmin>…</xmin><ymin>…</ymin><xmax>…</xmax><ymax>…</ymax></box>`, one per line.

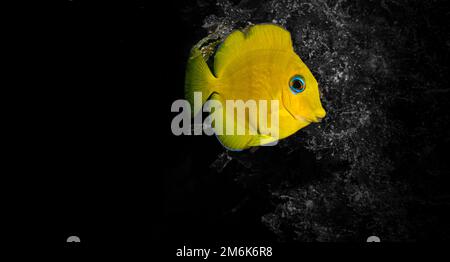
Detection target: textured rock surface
<box><xmin>167</xmin><ymin>0</ymin><xmax>450</xmax><ymax>242</ymax></box>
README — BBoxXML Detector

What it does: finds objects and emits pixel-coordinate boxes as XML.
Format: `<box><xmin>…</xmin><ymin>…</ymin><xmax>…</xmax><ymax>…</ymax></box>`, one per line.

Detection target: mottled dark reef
<box><xmin>164</xmin><ymin>0</ymin><xmax>450</xmax><ymax>242</ymax></box>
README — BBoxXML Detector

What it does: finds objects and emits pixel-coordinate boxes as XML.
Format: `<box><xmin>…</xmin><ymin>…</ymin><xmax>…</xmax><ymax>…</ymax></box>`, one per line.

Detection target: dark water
<box><xmin>19</xmin><ymin>0</ymin><xmax>450</xmax><ymax>250</ymax></box>
<box><xmin>161</xmin><ymin>0</ymin><xmax>450</xmax><ymax>243</ymax></box>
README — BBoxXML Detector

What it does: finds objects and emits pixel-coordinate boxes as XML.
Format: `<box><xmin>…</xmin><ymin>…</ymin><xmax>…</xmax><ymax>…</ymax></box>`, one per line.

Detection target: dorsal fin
<box><xmin>213</xmin><ymin>24</ymin><xmax>294</xmax><ymax>78</ymax></box>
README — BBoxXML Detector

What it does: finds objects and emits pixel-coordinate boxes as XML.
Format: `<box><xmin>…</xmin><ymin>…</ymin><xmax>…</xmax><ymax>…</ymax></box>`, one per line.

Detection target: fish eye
<box><xmin>289</xmin><ymin>75</ymin><xmax>306</xmax><ymax>94</ymax></box>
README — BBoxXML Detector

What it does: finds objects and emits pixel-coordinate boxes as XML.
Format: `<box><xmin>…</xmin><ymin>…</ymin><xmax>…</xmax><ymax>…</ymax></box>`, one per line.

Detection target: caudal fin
<box><xmin>185</xmin><ymin>48</ymin><xmax>216</xmax><ymax>115</ymax></box>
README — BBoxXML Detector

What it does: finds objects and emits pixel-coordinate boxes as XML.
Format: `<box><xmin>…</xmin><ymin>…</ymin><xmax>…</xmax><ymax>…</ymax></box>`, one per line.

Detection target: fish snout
<box><xmin>294</xmin><ymin>108</ymin><xmax>326</xmax><ymax>123</ymax></box>
<box><xmin>314</xmin><ymin>107</ymin><xmax>326</xmax><ymax>122</ymax></box>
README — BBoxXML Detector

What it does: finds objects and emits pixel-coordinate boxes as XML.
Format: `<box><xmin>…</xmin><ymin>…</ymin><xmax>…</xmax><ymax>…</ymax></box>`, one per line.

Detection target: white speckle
<box><xmin>305</xmin><ymin>200</ymin><xmax>314</xmax><ymax>209</ymax></box>
<box><xmin>367</xmin><ymin>236</ymin><xmax>381</xmax><ymax>242</ymax></box>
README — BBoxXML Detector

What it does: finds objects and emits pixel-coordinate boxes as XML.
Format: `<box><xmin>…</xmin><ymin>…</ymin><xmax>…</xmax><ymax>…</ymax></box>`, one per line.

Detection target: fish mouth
<box><xmin>282</xmin><ymin>102</ymin><xmax>325</xmax><ymax>123</ymax></box>
<box><xmin>294</xmin><ymin>115</ymin><xmax>322</xmax><ymax>123</ymax></box>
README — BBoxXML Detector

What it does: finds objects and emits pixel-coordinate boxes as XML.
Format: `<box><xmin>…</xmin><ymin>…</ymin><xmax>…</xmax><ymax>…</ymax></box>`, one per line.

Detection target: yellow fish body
<box><xmin>185</xmin><ymin>24</ymin><xmax>326</xmax><ymax>150</ymax></box>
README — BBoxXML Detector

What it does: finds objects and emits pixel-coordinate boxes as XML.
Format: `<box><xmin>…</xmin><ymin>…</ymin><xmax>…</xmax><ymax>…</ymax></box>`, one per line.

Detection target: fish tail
<box><xmin>185</xmin><ymin>48</ymin><xmax>217</xmax><ymax>115</ymax></box>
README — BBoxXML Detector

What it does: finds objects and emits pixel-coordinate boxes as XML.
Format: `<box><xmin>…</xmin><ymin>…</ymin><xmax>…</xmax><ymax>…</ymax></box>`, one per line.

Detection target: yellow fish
<box><xmin>185</xmin><ymin>24</ymin><xmax>326</xmax><ymax>150</ymax></box>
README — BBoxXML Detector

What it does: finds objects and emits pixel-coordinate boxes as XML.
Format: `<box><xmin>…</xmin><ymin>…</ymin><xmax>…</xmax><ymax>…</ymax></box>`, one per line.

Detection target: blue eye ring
<box><xmin>289</xmin><ymin>75</ymin><xmax>306</xmax><ymax>94</ymax></box>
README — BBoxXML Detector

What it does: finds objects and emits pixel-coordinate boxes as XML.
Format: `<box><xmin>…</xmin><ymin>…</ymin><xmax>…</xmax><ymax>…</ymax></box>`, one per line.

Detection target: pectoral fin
<box><xmin>209</xmin><ymin>93</ymin><xmax>253</xmax><ymax>151</ymax></box>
